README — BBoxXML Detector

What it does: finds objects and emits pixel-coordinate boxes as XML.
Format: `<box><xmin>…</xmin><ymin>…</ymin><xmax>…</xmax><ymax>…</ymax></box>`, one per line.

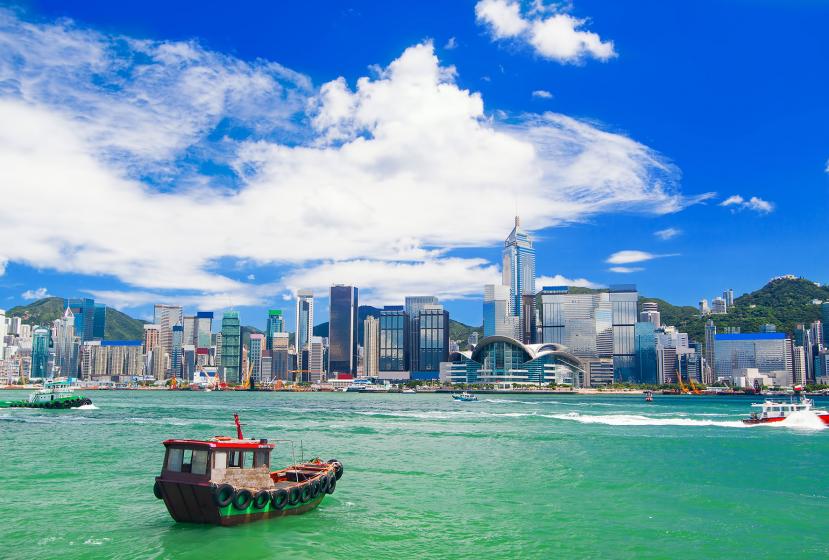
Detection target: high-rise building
<box><xmin>791</xmin><ymin>341</ymin><xmax>807</xmax><ymax>385</ymax></box>
<box><xmin>379</xmin><ymin>306</ymin><xmax>409</xmax><ymax>377</ymax></box>
<box><xmin>483</xmin><ymin>284</ymin><xmax>519</xmax><ymax>338</ymax></box>
<box><xmin>711</xmin><ymin>297</ymin><xmax>727</xmax><ymax>314</ymax></box>
<box><xmin>170</xmin><ymin>324</ymin><xmax>184</xmax><ymax>379</ymax></box>
<box><xmin>295</xmin><ymin>290</ymin><xmax>314</xmax><ymax>374</ymax></box>
<box><xmin>220</xmin><ymin>311</ymin><xmax>241</xmax><ymax>384</ymax></box>
<box><xmin>821</xmin><ymin>303</ymin><xmax>829</xmax><ymax>347</ymax></box>
<box><xmin>714</xmin><ymin>333</ymin><xmax>788</xmax><ymax>383</ymax></box>
<box><xmin>271</xmin><ymin>332</ymin><xmax>290</xmax><ymax>381</ymax></box>
<box><xmin>153</xmin><ymin>304</ymin><xmax>183</xmax><ymax>373</ymax></box>
<box><xmin>328</xmin><ymin>285</ymin><xmax>358</xmax><ymax>376</ymax></box>
<box><xmin>31</xmin><ymin>326</ymin><xmax>50</xmax><ymax>378</ymax></box>
<box><xmin>468</xmin><ymin>331</ymin><xmax>479</xmax><ymax>348</ymax></box>
<box><xmin>53</xmin><ymin>306</ymin><xmax>77</xmax><ymax>377</ymax></box>
<box><xmin>414</xmin><ymin>304</ymin><xmax>449</xmax><ymax>379</ymax></box>
<box><xmin>610</xmin><ymin>285</ymin><xmax>638</xmax><ymax>382</ymax></box>
<box><xmin>724</xmin><ymin>289</ymin><xmax>734</xmax><ymax>307</ymax></box>
<box><xmin>634</xmin><ymin>322</ymin><xmax>658</xmax><ymax>384</ymax></box>
<box><xmin>182</xmin><ymin>316</ymin><xmax>197</xmax><ymax>346</ymax></box>
<box><xmin>93</xmin><ymin>303</ymin><xmax>106</xmax><ymax>339</ymax></box>
<box><xmin>539</xmin><ymin>287</ymin><xmax>613</xmax><ymax>359</ymax></box>
<box><xmin>249</xmin><ymin>333</ymin><xmax>265</xmax><ymax>383</ymax></box>
<box><xmin>405</xmin><ymin>296</ymin><xmax>439</xmax><ymax>372</ymax></box>
<box><xmin>195</xmin><ymin>312</ymin><xmax>213</xmax><ymax>366</ymax></box>
<box><xmin>639</xmin><ymin>301</ymin><xmax>661</xmax><ymax>327</ymax></box>
<box><xmin>66</xmin><ymin>298</ymin><xmax>96</xmax><ymax>342</ymax></box>
<box><xmin>699</xmin><ymin>299</ymin><xmax>709</xmax><ymax>314</ymax></box>
<box><xmin>143</xmin><ymin>324</ymin><xmax>162</xmax><ymax>380</ymax></box>
<box><xmin>307</xmin><ymin>336</ymin><xmax>325</xmax><ymax>383</ymax></box>
<box><xmin>655</xmin><ymin>326</ymin><xmax>692</xmax><ymax>384</ymax></box>
<box><xmin>704</xmin><ymin>319</ymin><xmax>716</xmax><ymax>384</ymax></box>
<box><xmin>502</xmin><ymin>216</ymin><xmax>535</xmax><ymax>339</ymax></box>
<box><xmin>266</xmin><ymin>310</ymin><xmax>285</xmax><ymax>350</ymax></box>
<box><xmin>363</xmin><ymin>316</ymin><xmax>379</xmax><ymax>378</ymax></box>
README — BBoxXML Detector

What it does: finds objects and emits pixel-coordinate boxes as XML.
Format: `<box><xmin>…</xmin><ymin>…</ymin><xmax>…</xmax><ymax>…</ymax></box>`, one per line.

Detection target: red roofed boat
<box><xmin>742</xmin><ymin>387</ymin><xmax>829</xmax><ymax>425</ymax></box>
<box><xmin>153</xmin><ymin>414</ymin><xmax>343</xmax><ymax>525</ymax></box>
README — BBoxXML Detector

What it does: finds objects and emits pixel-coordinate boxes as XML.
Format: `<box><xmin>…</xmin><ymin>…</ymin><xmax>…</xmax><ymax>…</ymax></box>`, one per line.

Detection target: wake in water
<box><xmin>74</xmin><ymin>403</ymin><xmax>98</xmax><ymax>410</ymax></box>
<box><xmin>548</xmin><ymin>411</ymin><xmax>827</xmax><ymax>430</ymax></box>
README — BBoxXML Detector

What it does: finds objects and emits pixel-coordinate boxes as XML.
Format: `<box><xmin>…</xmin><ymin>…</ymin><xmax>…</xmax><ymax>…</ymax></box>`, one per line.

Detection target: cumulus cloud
<box><xmin>475</xmin><ymin>0</ymin><xmax>616</xmax><ymax>63</ymax></box>
<box><xmin>0</xmin><ymin>10</ymin><xmax>701</xmax><ymax>308</ymax></box>
<box><xmin>606</xmin><ymin>250</ymin><xmax>677</xmax><ymax>264</ymax></box>
<box><xmin>532</xmin><ymin>89</ymin><xmax>553</xmax><ymax>99</ymax></box>
<box><xmin>719</xmin><ymin>194</ymin><xmax>774</xmax><ymax>213</ymax></box>
<box><xmin>608</xmin><ymin>266</ymin><xmax>643</xmax><ymax>273</ymax></box>
<box><xmin>22</xmin><ymin>287</ymin><xmax>51</xmax><ymax>300</ymax></box>
<box><xmin>536</xmin><ymin>274</ymin><xmax>604</xmax><ymax>289</ymax></box>
<box><xmin>654</xmin><ymin>227</ymin><xmax>680</xmax><ymax>240</ymax></box>
<box><xmin>444</xmin><ymin>36</ymin><xmax>458</xmax><ymax>50</ymax></box>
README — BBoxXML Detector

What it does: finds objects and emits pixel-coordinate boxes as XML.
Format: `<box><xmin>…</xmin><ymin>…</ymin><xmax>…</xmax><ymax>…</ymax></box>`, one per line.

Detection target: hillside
<box><xmin>8</xmin><ymin>297</ymin><xmax>146</xmax><ymax>339</ymax></box>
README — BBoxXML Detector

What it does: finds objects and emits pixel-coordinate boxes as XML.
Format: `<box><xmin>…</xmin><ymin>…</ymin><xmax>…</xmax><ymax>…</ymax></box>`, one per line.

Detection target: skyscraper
<box><xmin>379</xmin><ymin>306</ymin><xmax>409</xmax><ymax>376</ymax></box>
<box><xmin>266</xmin><ymin>310</ymin><xmax>284</xmax><ymax>350</ymax></box>
<box><xmin>328</xmin><ymin>285</ymin><xmax>358</xmax><ymax>376</ymax></box>
<box><xmin>704</xmin><ymin>319</ymin><xmax>716</xmax><ymax>384</ymax></box>
<box><xmin>363</xmin><ymin>316</ymin><xmax>379</xmax><ymax>377</ymax></box>
<box><xmin>195</xmin><ymin>312</ymin><xmax>213</xmax><ymax>366</ymax></box>
<box><xmin>538</xmin><ymin>287</ymin><xmax>612</xmax><ymax>359</ymax></box>
<box><xmin>53</xmin><ymin>306</ymin><xmax>77</xmax><ymax>377</ymax></box>
<box><xmin>143</xmin><ymin>324</ymin><xmax>162</xmax><ymax>380</ymax></box>
<box><xmin>634</xmin><ymin>322</ymin><xmax>658</xmax><ymax>384</ymax></box>
<box><xmin>220</xmin><ymin>311</ymin><xmax>241</xmax><ymax>384</ymax></box>
<box><xmin>502</xmin><ymin>216</ymin><xmax>535</xmax><ymax>339</ymax></box>
<box><xmin>66</xmin><ymin>298</ymin><xmax>95</xmax><ymax>342</ymax></box>
<box><xmin>93</xmin><ymin>303</ymin><xmax>106</xmax><ymax>339</ymax></box>
<box><xmin>307</xmin><ymin>336</ymin><xmax>325</xmax><ymax>383</ymax></box>
<box><xmin>822</xmin><ymin>303</ymin><xmax>829</xmax><ymax>347</ymax></box>
<box><xmin>295</xmin><ymin>290</ymin><xmax>314</xmax><ymax>374</ymax></box>
<box><xmin>31</xmin><ymin>326</ymin><xmax>50</xmax><ymax>378</ymax></box>
<box><xmin>639</xmin><ymin>301</ymin><xmax>661</xmax><ymax>327</ymax></box>
<box><xmin>154</xmin><ymin>304</ymin><xmax>183</xmax><ymax>374</ymax></box>
<box><xmin>170</xmin><ymin>324</ymin><xmax>184</xmax><ymax>379</ymax></box>
<box><xmin>249</xmin><ymin>333</ymin><xmax>265</xmax><ymax>383</ymax></box>
<box><xmin>405</xmin><ymin>296</ymin><xmax>439</xmax><ymax>372</ymax></box>
<box><xmin>414</xmin><ymin>304</ymin><xmax>449</xmax><ymax>379</ymax></box>
<box><xmin>711</xmin><ymin>297</ymin><xmax>727</xmax><ymax>314</ymax></box>
<box><xmin>483</xmin><ymin>284</ymin><xmax>519</xmax><ymax>338</ymax></box>
<box><xmin>610</xmin><ymin>284</ymin><xmax>638</xmax><ymax>382</ymax></box>
<box><xmin>714</xmin><ymin>333</ymin><xmax>788</xmax><ymax>383</ymax></box>
<box><xmin>271</xmin><ymin>332</ymin><xmax>290</xmax><ymax>381</ymax></box>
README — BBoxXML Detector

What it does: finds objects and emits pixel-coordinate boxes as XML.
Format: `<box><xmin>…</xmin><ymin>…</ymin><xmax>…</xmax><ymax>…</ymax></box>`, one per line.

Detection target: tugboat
<box><xmin>4</xmin><ymin>380</ymin><xmax>92</xmax><ymax>409</ymax></box>
<box><xmin>153</xmin><ymin>414</ymin><xmax>343</xmax><ymax>526</ymax></box>
<box><xmin>742</xmin><ymin>388</ymin><xmax>829</xmax><ymax>425</ymax></box>
<box><xmin>452</xmin><ymin>391</ymin><xmax>478</xmax><ymax>402</ymax></box>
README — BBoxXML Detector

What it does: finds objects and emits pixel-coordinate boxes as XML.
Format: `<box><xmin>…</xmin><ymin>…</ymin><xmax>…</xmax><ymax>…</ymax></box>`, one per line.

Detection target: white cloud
<box><xmin>720</xmin><ymin>194</ymin><xmax>774</xmax><ymax>214</ymax></box>
<box><xmin>22</xmin><ymin>287</ymin><xmax>51</xmax><ymax>300</ymax></box>
<box><xmin>608</xmin><ymin>266</ymin><xmax>643</xmax><ymax>273</ymax></box>
<box><xmin>246</xmin><ymin>274</ymin><xmax>256</xmax><ymax>281</ymax></box>
<box><xmin>654</xmin><ymin>227</ymin><xmax>680</xmax><ymax>240</ymax></box>
<box><xmin>532</xmin><ymin>89</ymin><xmax>553</xmax><ymax>99</ymax></box>
<box><xmin>606</xmin><ymin>250</ymin><xmax>677</xmax><ymax>264</ymax></box>
<box><xmin>475</xmin><ymin>0</ymin><xmax>616</xmax><ymax>64</ymax></box>
<box><xmin>444</xmin><ymin>36</ymin><xmax>458</xmax><ymax>50</ymax></box>
<box><xmin>536</xmin><ymin>274</ymin><xmax>604</xmax><ymax>289</ymax></box>
<box><xmin>0</xmin><ymin>11</ymin><xmax>701</xmax><ymax>308</ymax></box>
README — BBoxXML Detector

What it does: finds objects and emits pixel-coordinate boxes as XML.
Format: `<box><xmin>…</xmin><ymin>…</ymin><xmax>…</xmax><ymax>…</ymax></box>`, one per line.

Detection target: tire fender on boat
<box><xmin>300</xmin><ymin>483</ymin><xmax>312</xmax><ymax>503</ymax></box>
<box><xmin>153</xmin><ymin>480</ymin><xmax>163</xmax><ymax>500</ymax></box>
<box><xmin>326</xmin><ymin>475</ymin><xmax>336</xmax><ymax>494</ymax></box>
<box><xmin>212</xmin><ymin>484</ymin><xmax>235</xmax><ymax>508</ymax></box>
<box><xmin>288</xmin><ymin>486</ymin><xmax>302</xmax><ymax>506</ymax></box>
<box><xmin>252</xmin><ymin>490</ymin><xmax>270</xmax><ymax>510</ymax></box>
<box><xmin>270</xmin><ymin>489</ymin><xmax>289</xmax><ymax>510</ymax></box>
<box><xmin>232</xmin><ymin>489</ymin><xmax>253</xmax><ymax>510</ymax></box>
<box><xmin>309</xmin><ymin>479</ymin><xmax>320</xmax><ymax>499</ymax></box>
<box><xmin>328</xmin><ymin>459</ymin><xmax>344</xmax><ymax>480</ymax></box>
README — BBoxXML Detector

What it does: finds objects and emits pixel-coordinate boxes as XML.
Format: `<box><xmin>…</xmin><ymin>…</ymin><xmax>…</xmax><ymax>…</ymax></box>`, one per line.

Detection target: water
<box><xmin>1</xmin><ymin>391</ymin><xmax>827</xmax><ymax>559</ymax></box>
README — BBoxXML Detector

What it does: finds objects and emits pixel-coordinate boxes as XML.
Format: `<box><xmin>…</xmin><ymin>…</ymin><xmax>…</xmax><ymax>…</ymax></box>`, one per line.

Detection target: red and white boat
<box><xmin>743</xmin><ymin>390</ymin><xmax>829</xmax><ymax>425</ymax></box>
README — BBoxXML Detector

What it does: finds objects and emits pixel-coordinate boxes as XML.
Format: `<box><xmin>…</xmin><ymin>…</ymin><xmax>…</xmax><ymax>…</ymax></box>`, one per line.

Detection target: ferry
<box><xmin>743</xmin><ymin>391</ymin><xmax>829</xmax><ymax>425</ymax></box>
<box><xmin>153</xmin><ymin>414</ymin><xmax>343</xmax><ymax>526</ymax></box>
<box><xmin>4</xmin><ymin>380</ymin><xmax>92</xmax><ymax>409</ymax></box>
<box><xmin>452</xmin><ymin>392</ymin><xmax>478</xmax><ymax>402</ymax></box>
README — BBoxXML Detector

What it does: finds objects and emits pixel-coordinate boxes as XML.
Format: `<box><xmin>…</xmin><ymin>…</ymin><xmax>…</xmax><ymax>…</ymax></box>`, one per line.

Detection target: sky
<box><xmin>0</xmin><ymin>0</ymin><xmax>827</xmax><ymax>330</ymax></box>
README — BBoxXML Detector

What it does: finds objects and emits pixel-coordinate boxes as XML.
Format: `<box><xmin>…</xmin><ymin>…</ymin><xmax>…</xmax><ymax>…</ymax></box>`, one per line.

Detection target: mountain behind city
<box><xmin>7</xmin><ymin>276</ymin><xmax>828</xmax><ymax>344</ymax></box>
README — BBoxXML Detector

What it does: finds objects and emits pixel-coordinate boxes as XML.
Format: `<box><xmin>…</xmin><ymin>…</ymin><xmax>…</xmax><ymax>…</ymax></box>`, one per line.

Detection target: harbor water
<box><xmin>1</xmin><ymin>391</ymin><xmax>827</xmax><ymax>559</ymax></box>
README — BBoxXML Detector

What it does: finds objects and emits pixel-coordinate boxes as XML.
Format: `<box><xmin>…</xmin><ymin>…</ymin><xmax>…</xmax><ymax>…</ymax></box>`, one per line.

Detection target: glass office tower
<box><xmin>379</xmin><ymin>306</ymin><xmax>409</xmax><ymax>372</ymax></box>
<box><xmin>220</xmin><ymin>311</ymin><xmax>241</xmax><ymax>383</ymax></box>
<box><xmin>502</xmin><ymin>216</ymin><xmax>535</xmax><ymax>340</ymax></box>
<box><xmin>294</xmin><ymin>290</ymin><xmax>314</xmax><ymax>373</ymax></box>
<box><xmin>265</xmin><ymin>310</ymin><xmax>284</xmax><ymax>350</ymax></box>
<box><xmin>610</xmin><ymin>284</ymin><xmax>639</xmax><ymax>382</ymax></box>
<box><xmin>328</xmin><ymin>285</ymin><xmax>359</xmax><ymax>375</ymax></box>
<box><xmin>415</xmin><ymin>305</ymin><xmax>449</xmax><ymax>378</ymax></box>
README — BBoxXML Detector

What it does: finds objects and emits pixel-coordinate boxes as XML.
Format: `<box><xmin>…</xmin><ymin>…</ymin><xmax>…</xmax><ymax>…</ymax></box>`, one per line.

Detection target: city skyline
<box><xmin>1</xmin><ymin>2</ymin><xmax>828</xmax><ymax>329</ymax></box>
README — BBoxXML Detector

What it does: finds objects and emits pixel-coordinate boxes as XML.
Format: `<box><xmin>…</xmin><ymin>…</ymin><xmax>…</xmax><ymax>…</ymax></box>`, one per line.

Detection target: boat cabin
<box><xmin>161</xmin><ymin>438</ymin><xmax>276</xmax><ymax>487</ymax></box>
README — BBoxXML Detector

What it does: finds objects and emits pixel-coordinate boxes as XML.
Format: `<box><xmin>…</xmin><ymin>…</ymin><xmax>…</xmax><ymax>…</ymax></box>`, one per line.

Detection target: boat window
<box><xmin>166</xmin><ymin>448</ymin><xmax>184</xmax><ymax>472</ymax></box>
<box><xmin>254</xmin><ymin>450</ymin><xmax>269</xmax><ymax>468</ymax></box>
<box><xmin>227</xmin><ymin>450</ymin><xmax>250</xmax><ymax>468</ymax></box>
<box><xmin>191</xmin><ymin>450</ymin><xmax>209</xmax><ymax>475</ymax></box>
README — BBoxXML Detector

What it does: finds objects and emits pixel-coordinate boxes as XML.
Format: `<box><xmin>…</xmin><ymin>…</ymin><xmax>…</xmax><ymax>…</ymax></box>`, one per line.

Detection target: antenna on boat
<box><xmin>233</xmin><ymin>412</ymin><xmax>244</xmax><ymax>439</ymax></box>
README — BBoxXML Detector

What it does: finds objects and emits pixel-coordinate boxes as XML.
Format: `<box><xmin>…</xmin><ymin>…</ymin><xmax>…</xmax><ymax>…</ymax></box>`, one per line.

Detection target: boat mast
<box><xmin>233</xmin><ymin>412</ymin><xmax>244</xmax><ymax>439</ymax></box>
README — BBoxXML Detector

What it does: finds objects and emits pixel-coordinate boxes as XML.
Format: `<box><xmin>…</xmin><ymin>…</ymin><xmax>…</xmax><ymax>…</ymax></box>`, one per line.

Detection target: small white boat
<box><xmin>452</xmin><ymin>392</ymin><xmax>478</xmax><ymax>402</ymax></box>
<box><xmin>402</xmin><ymin>388</ymin><xmax>416</xmax><ymax>394</ymax></box>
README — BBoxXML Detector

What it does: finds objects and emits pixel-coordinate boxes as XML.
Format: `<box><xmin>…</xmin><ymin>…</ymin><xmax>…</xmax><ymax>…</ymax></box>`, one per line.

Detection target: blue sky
<box><xmin>0</xmin><ymin>0</ymin><xmax>827</xmax><ymax>330</ymax></box>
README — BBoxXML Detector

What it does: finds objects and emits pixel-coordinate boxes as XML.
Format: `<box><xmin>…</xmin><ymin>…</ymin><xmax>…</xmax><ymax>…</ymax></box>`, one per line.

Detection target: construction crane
<box><xmin>676</xmin><ymin>368</ymin><xmax>690</xmax><ymax>395</ymax></box>
<box><xmin>688</xmin><ymin>378</ymin><xmax>702</xmax><ymax>395</ymax></box>
<box><xmin>239</xmin><ymin>360</ymin><xmax>254</xmax><ymax>391</ymax></box>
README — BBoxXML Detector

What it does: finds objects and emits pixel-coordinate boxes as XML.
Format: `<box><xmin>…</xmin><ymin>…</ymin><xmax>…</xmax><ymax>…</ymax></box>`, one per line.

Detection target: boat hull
<box><xmin>7</xmin><ymin>396</ymin><xmax>91</xmax><ymax>409</ymax></box>
<box><xmin>742</xmin><ymin>414</ymin><xmax>829</xmax><ymax>425</ymax></box>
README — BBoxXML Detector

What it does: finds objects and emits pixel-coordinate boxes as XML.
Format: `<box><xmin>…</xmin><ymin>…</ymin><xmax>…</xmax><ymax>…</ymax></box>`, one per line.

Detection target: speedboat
<box><xmin>452</xmin><ymin>392</ymin><xmax>478</xmax><ymax>402</ymax></box>
<box><xmin>743</xmin><ymin>394</ymin><xmax>829</xmax><ymax>425</ymax></box>
<box><xmin>153</xmin><ymin>414</ymin><xmax>343</xmax><ymax>525</ymax></box>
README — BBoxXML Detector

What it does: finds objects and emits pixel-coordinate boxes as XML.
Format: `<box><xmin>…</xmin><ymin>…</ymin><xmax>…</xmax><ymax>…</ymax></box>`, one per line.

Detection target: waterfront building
<box><xmin>80</xmin><ymin>340</ymin><xmax>143</xmax><ymax>381</ymax></box>
<box><xmin>143</xmin><ymin>324</ymin><xmax>162</xmax><ymax>380</ymax></box>
<box><xmin>170</xmin><ymin>324</ymin><xmax>184</xmax><ymax>379</ymax></box>
<box><xmin>610</xmin><ymin>285</ymin><xmax>639</xmax><ymax>382</ymax></box>
<box><xmin>307</xmin><ymin>336</ymin><xmax>325</xmax><ymax>383</ymax></box>
<box><xmin>502</xmin><ymin>216</ymin><xmax>536</xmax><ymax>340</ymax></box>
<box><xmin>483</xmin><ymin>284</ymin><xmax>519</xmax><ymax>339</ymax></box>
<box><xmin>639</xmin><ymin>301</ymin><xmax>661</xmax><ymax>327</ymax></box>
<box><xmin>53</xmin><ymin>306</ymin><xmax>77</xmax><ymax>378</ymax></box>
<box><xmin>31</xmin><ymin>326</ymin><xmax>50</xmax><ymax>378</ymax></box>
<box><xmin>295</xmin><ymin>290</ymin><xmax>314</xmax><ymax>374</ymax></box>
<box><xmin>585</xmin><ymin>359</ymin><xmax>614</xmax><ymax>387</ymax></box>
<box><xmin>271</xmin><ymin>332</ymin><xmax>290</xmax><ymax>381</ymax></box>
<box><xmin>363</xmin><ymin>316</ymin><xmax>379</xmax><ymax>378</ymax></box>
<box><xmin>154</xmin><ymin>304</ymin><xmax>183</xmax><ymax>374</ymax></box>
<box><xmin>220</xmin><ymin>311</ymin><xmax>242</xmax><ymax>384</ymax></box>
<box><xmin>446</xmin><ymin>336</ymin><xmax>584</xmax><ymax>387</ymax></box>
<box><xmin>413</xmin><ymin>304</ymin><xmax>449</xmax><ymax>380</ymax></box>
<box><xmin>80</xmin><ymin>340</ymin><xmax>102</xmax><ymax>379</ymax></box>
<box><xmin>711</xmin><ymin>297</ymin><xmax>727</xmax><ymax>314</ymax></box>
<box><xmin>265</xmin><ymin>310</ymin><xmax>284</xmax><ymax>350</ymax></box>
<box><xmin>810</xmin><ymin>321</ymin><xmax>823</xmax><ymax>352</ymax></box>
<box><xmin>379</xmin><ymin>306</ymin><xmax>409</xmax><ymax>379</ymax></box>
<box><xmin>93</xmin><ymin>303</ymin><xmax>106</xmax><ymax>339</ymax></box>
<box><xmin>405</xmin><ymin>296</ymin><xmax>439</xmax><ymax>372</ymax></box>
<box><xmin>182</xmin><ymin>316</ymin><xmax>197</xmax><ymax>346</ymax></box>
<box><xmin>328</xmin><ymin>285</ymin><xmax>358</xmax><ymax>376</ymax></box>
<box><xmin>66</xmin><ymin>298</ymin><xmax>96</xmax><ymax>342</ymax></box>
<box><xmin>249</xmin><ymin>333</ymin><xmax>265</xmax><ymax>383</ymax></box>
<box><xmin>538</xmin><ymin>287</ymin><xmax>613</xmax><ymax>361</ymax></box>
<box><xmin>655</xmin><ymin>327</ymin><xmax>692</xmax><ymax>384</ymax></box>
<box><xmin>714</xmin><ymin>333</ymin><xmax>788</xmax><ymax>383</ymax></box>
<box><xmin>634</xmin><ymin>322</ymin><xmax>658</xmax><ymax>385</ymax></box>
<box><xmin>791</xmin><ymin>342</ymin><xmax>807</xmax><ymax>385</ymax></box>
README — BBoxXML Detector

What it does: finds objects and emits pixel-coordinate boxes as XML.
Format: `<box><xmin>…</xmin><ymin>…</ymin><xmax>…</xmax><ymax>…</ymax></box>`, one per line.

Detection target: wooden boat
<box><xmin>153</xmin><ymin>414</ymin><xmax>343</xmax><ymax>525</ymax></box>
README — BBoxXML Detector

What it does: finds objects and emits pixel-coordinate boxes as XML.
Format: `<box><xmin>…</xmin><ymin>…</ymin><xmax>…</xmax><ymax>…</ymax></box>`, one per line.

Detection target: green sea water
<box><xmin>1</xmin><ymin>390</ymin><xmax>827</xmax><ymax>559</ymax></box>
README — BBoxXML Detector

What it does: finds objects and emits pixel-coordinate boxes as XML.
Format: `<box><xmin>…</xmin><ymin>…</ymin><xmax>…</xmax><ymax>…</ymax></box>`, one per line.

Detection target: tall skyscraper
<box><xmin>170</xmin><ymin>324</ymin><xmax>184</xmax><ymax>379</ymax></box>
<box><xmin>271</xmin><ymin>332</ymin><xmax>290</xmax><ymax>381</ymax></box>
<box><xmin>249</xmin><ymin>333</ymin><xmax>265</xmax><ymax>383</ymax></box>
<box><xmin>53</xmin><ymin>306</ymin><xmax>77</xmax><ymax>377</ymax></box>
<box><xmin>822</xmin><ymin>303</ymin><xmax>829</xmax><ymax>347</ymax></box>
<box><xmin>266</xmin><ymin>310</ymin><xmax>285</xmax><ymax>350</ymax></box>
<box><xmin>143</xmin><ymin>324</ymin><xmax>162</xmax><ymax>380</ymax></box>
<box><xmin>328</xmin><ymin>285</ymin><xmax>358</xmax><ymax>376</ymax></box>
<box><xmin>195</xmin><ymin>312</ymin><xmax>213</xmax><ymax>366</ymax></box>
<box><xmin>704</xmin><ymin>319</ymin><xmax>716</xmax><ymax>384</ymax></box>
<box><xmin>153</xmin><ymin>304</ymin><xmax>183</xmax><ymax>373</ymax></box>
<box><xmin>502</xmin><ymin>216</ymin><xmax>535</xmax><ymax>339</ymax></box>
<box><xmin>307</xmin><ymin>336</ymin><xmax>325</xmax><ymax>383</ymax></box>
<box><xmin>31</xmin><ymin>326</ymin><xmax>50</xmax><ymax>378</ymax></box>
<box><xmin>483</xmin><ymin>284</ymin><xmax>519</xmax><ymax>338</ymax></box>
<box><xmin>414</xmin><ymin>304</ymin><xmax>449</xmax><ymax>379</ymax></box>
<box><xmin>714</xmin><ymin>333</ymin><xmax>788</xmax><ymax>383</ymax></box>
<box><xmin>634</xmin><ymin>322</ymin><xmax>658</xmax><ymax>384</ymax></box>
<box><xmin>92</xmin><ymin>303</ymin><xmax>106</xmax><ymax>339</ymax></box>
<box><xmin>363</xmin><ymin>316</ymin><xmax>379</xmax><ymax>377</ymax></box>
<box><xmin>66</xmin><ymin>298</ymin><xmax>96</xmax><ymax>342</ymax></box>
<box><xmin>379</xmin><ymin>306</ymin><xmax>409</xmax><ymax>375</ymax></box>
<box><xmin>182</xmin><ymin>316</ymin><xmax>197</xmax><ymax>346</ymax></box>
<box><xmin>405</xmin><ymin>296</ymin><xmax>439</xmax><ymax>372</ymax></box>
<box><xmin>539</xmin><ymin>287</ymin><xmax>612</xmax><ymax>359</ymax></box>
<box><xmin>610</xmin><ymin>284</ymin><xmax>638</xmax><ymax>382</ymax></box>
<box><xmin>220</xmin><ymin>311</ymin><xmax>241</xmax><ymax>384</ymax></box>
<box><xmin>295</xmin><ymin>290</ymin><xmax>314</xmax><ymax>374</ymax></box>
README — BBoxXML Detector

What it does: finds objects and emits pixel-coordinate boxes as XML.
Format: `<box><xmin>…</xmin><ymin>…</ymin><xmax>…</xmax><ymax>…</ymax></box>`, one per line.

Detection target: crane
<box><xmin>676</xmin><ymin>368</ymin><xmax>690</xmax><ymax>395</ymax></box>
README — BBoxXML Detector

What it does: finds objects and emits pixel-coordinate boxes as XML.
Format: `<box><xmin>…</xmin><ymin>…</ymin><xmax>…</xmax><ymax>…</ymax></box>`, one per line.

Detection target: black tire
<box><xmin>271</xmin><ymin>489</ymin><xmax>289</xmax><ymax>510</ymax></box>
<box><xmin>300</xmin><ymin>484</ymin><xmax>312</xmax><ymax>503</ymax></box>
<box><xmin>153</xmin><ymin>480</ymin><xmax>163</xmax><ymax>500</ymax></box>
<box><xmin>326</xmin><ymin>476</ymin><xmax>336</xmax><ymax>494</ymax></box>
<box><xmin>317</xmin><ymin>476</ymin><xmax>329</xmax><ymax>494</ymax></box>
<box><xmin>309</xmin><ymin>480</ymin><xmax>319</xmax><ymax>499</ymax></box>
<box><xmin>213</xmin><ymin>484</ymin><xmax>235</xmax><ymax>508</ymax></box>
<box><xmin>83</xmin><ymin>399</ymin><xmax>92</xmax><ymax>406</ymax></box>
<box><xmin>288</xmin><ymin>486</ymin><xmax>301</xmax><ymax>506</ymax></box>
<box><xmin>328</xmin><ymin>459</ymin><xmax>344</xmax><ymax>480</ymax></box>
<box><xmin>252</xmin><ymin>490</ymin><xmax>270</xmax><ymax>510</ymax></box>
<box><xmin>232</xmin><ymin>489</ymin><xmax>253</xmax><ymax>510</ymax></box>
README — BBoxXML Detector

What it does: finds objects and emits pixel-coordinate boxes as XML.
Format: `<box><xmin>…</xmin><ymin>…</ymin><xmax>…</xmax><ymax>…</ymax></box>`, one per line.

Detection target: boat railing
<box><xmin>269</xmin><ymin>439</ymin><xmax>305</xmax><ymax>465</ymax></box>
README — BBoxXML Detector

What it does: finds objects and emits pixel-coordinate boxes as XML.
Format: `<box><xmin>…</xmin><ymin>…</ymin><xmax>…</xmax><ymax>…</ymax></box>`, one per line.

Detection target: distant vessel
<box><xmin>153</xmin><ymin>414</ymin><xmax>342</xmax><ymax>526</ymax></box>
<box><xmin>402</xmin><ymin>388</ymin><xmax>417</xmax><ymax>394</ymax></box>
<box><xmin>452</xmin><ymin>392</ymin><xmax>478</xmax><ymax>402</ymax></box>
<box><xmin>4</xmin><ymin>380</ymin><xmax>91</xmax><ymax>409</ymax></box>
<box><xmin>743</xmin><ymin>394</ymin><xmax>829</xmax><ymax>425</ymax></box>
<box><xmin>644</xmin><ymin>390</ymin><xmax>653</xmax><ymax>402</ymax></box>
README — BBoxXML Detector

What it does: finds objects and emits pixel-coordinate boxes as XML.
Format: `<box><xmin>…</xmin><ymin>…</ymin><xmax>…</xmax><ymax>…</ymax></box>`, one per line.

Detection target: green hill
<box><xmin>8</xmin><ymin>297</ymin><xmax>146</xmax><ymax>340</ymax></box>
